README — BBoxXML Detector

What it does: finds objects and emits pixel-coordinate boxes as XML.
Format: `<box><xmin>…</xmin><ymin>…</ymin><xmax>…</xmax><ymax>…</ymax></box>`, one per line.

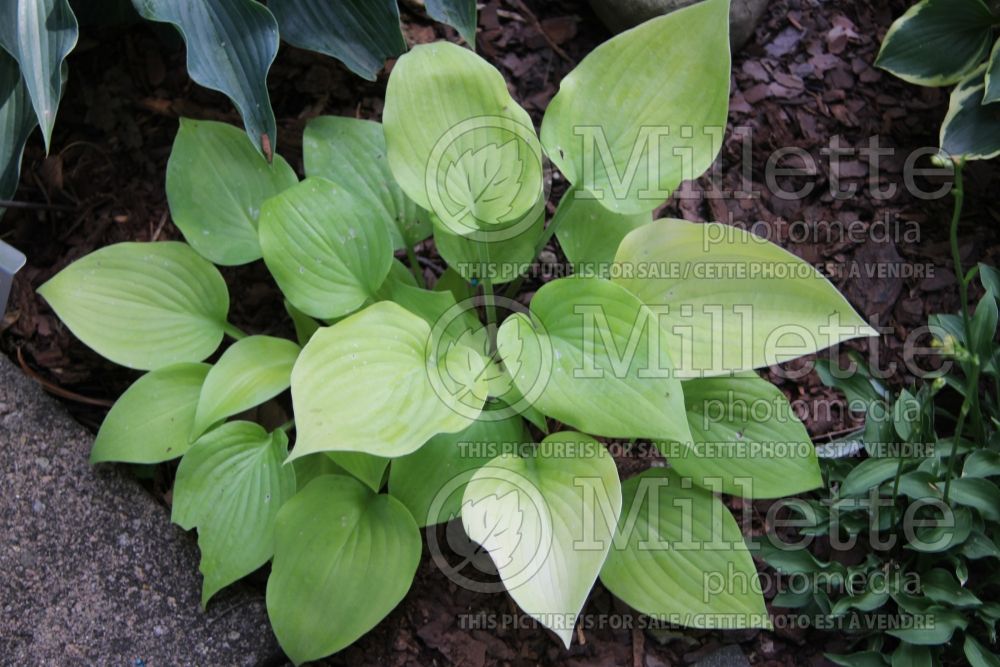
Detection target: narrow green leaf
<box><xmin>193</xmin><ymin>335</ymin><xmax>300</xmax><ymax>438</ymax></box>
<box><xmin>966</xmin><ymin>635</ymin><xmax>1000</xmax><ymax>667</ymax></box>
<box><xmin>980</xmin><ymin>263</ymin><xmax>1000</xmax><ymax>295</ymax></box>
<box><xmin>269</xmin><ymin>0</ymin><xmax>405</xmax><ymax>81</ymax></box>
<box><xmin>972</xmin><ymin>290</ymin><xmax>999</xmax><ymax>358</ymax></box>
<box><xmin>888</xmin><ymin>607</ymin><xmax>967</xmax><ymax>645</ymax></box>
<box><xmin>949</xmin><ymin>477</ymin><xmax>1000</xmax><ymax>522</ymax></box>
<box><xmin>0</xmin><ymin>0</ymin><xmax>78</xmax><ymax>150</ymax></box>
<box><xmin>259</xmin><ymin>177</ymin><xmax>394</xmax><ymax>320</ymax></box>
<box><xmin>172</xmin><ymin>422</ymin><xmax>296</xmax><ymax>605</ymax></box>
<box><xmin>601</xmin><ymin>467</ymin><xmax>768</xmax><ymax>629</ymax></box>
<box><xmin>840</xmin><ymin>458</ymin><xmax>903</xmax><ymax>497</ymax></box>
<box><xmin>827</xmin><ymin>652</ymin><xmax>888</xmax><ymax>667</ymax></box>
<box><xmin>133</xmin><ymin>0</ymin><xmax>278</xmax><ymax>157</ymax></box>
<box><xmin>891</xmin><ymin>644</ymin><xmax>932</xmax><ymax>667</ymax></box>
<box><xmin>38</xmin><ymin>242</ymin><xmax>229</xmax><ymax>370</ymax></box>
<box><xmin>922</xmin><ymin>568</ymin><xmax>982</xmax><ymax>607</ymax></box>
<box><xmin>0</xmin><ymin>49</ymin><xmax>38</xmax><ymax>204</ymax></box>
<box><xmin>91</xmin><ymin>363</ymin><xmax>209</xmax><ymax>464</ymax></box>
<box><xmin>965</xmin><ymin>450</ymin><xmax>1000</xmax><ymax>478</ymax></box>
<box><xmin>553</xmin><ymin>189</ymin><xmax>651</xmax><ymax>273</ymax></box>
<box><xmin>425</xmin><ymin>0</ymin><xmax>477</xmax><ymax>46</ymax></box>
<box><xmin>266</xmin><ymin>475</ymin><xmax>421</xmax><ymax>664</ymax></box>
<box><xmin>962</xmin><ymin>530</ymin><xmax>1000</xmax><ymax>560</ymax></box>
<box><xmin>166</xmin><ymin>118</ymin><xmax>298</xmax><ymax>266</ymax></box>
<box><xmin>941</xmin><ymin>65</ymin><xmax>1000</xmax><ymax>161</ymax></box>
<box><xmin>463</xmin><ymin>432</ymin><xmax>622</xmax><ymax>647</ymax></box>
<box><xmin>540</xmin><ymin>0</ymin><xmax>729</xmax><ymax>214</ymax></box>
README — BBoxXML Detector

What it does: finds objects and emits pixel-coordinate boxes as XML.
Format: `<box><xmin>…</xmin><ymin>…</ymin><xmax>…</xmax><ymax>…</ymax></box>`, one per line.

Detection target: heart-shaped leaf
<box><xmin>166</xmin><ymin>119</ymin><xmax>298</xmax><ymax>265</ymax></box>
<box><xmin>91</xmin><ymin>363</ymin><xmax>209</xmax><ymax>464</ymax></box>
<box><xmin>0</xmin><ymin>50</ymin><xmax>38</xmax><ymax>204</ymax></box>
<box><xmin>600</xmin><ymin>467</ymin><xmax>768</xmax><ymax>628</ymax></box>
<box><xmin>425</xmin><ymin>0</ymin><xmax>477</xmax><ymax>46</ymax></box>
<box><xmin>259</xmin><ymin>177</ymin><xmax>394</xmax><ymax>320</ymax></box>
<box><xmin>266</xmin><ymin>475</ymin><xmax>421</xmax><ymax>664</ymax></box>
<box><xmin>540</xmin><ymin>0</ymin><xmax>729</xmax><ymax>214</ymax></box>
<box><xmin>553</xmin><ymin>188</ymin><xmax>651</xmax><ymax>273</ymax></box>
<box><xmin>462</xmin><ymin>432</ymin><xmax>622</xmax><ymax>647</ymax></box>
<box><xmin>432</xmin><ymin>203</ymin><xmax>544</xmax><ymax>285</ymax></box>
<box><xmin>613</xmin><ymin>219</ymin><xmax>875</xmax><ymax>376</ymax></box>
<box><xmin>290</xmin><ymin>301</ymin><xmax>486</xmax><ymax>460</ymax></box>
<box><xmin>133</xmin><ymin>0</ymin><xmax>279</xmax><ymax>157</ymax></box>
<box><xmin>941</xmin><ymin>66</ymin><xmax>1000</xmax><ymax>161</ymax></box>
<box><xmin>193</xmin><ymin>335</ymin><xmax>300</xmax><ymax>438</ymax></box>
<box><xmin>303</xmin><ymin>116</ymin><xmax>430</xmax><ymax>249</ymax></box>
<box><xmin>172</xmin><ymin>422</ymin><xmax>296</xmax><ymax>605</ymax></box>
<box><xmin>327</xmin><ymin>452</ymin><xmax>389</xmax><ymax>492</ymax></box>
<box><xmin>38</xmin><ymin>242</ymin><xmax>230</xmax><ymax>370</ymax></box>
<box><xmin>496</xmin><ymin>277</ymin><xmax>693</xmax><ymax>443</ymax></box>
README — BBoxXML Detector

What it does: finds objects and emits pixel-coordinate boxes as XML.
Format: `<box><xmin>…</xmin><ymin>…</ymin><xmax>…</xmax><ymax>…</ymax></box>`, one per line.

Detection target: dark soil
<box><xmin>2</xmin><ymin>0</ymin><xmax>999</xmax><ymax>665</ymax></box>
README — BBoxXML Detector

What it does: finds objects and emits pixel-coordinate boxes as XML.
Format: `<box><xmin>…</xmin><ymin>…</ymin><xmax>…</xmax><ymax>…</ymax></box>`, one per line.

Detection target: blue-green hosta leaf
<box><xmin>949</xmin><ymin>477</ymin><xmax>1000</xmax><ymax>522</ymax></box>
<box><xmin>540</xmin><ymin>0</ymin><xmax>729</xmax><ymax>214</ymax></box>
<box><xmin>965</xmin><ymin>450</ymin><xmax>1000</xmax><ymax>478</ymax></box>
<box><xmin>965</xmin><ymin>635</ymin><xmax>1000</xmax><ymax>667</ymax></box>
<box><xmin>0</xmin><ymin>0</ymin><xmax>77</xmax><ymax>150</ymax></box>
<box><xmin>462</xmin><ymin>432</ymin><xmax>622</xmax><ymax>647</ymax></box>
<box><xmin>172</xmin><ymin>422</ymin><xmax>296</xmax><ymax>606</ymax></box>
<box><xmin>496</xmin><ymin>277</ymin><xmax>693</xmax><ymax>443</ymax></box>
<box><xmin>269</xmin><ymin>0</ymin><xmax>405</xmax><ymax>81</ymax></box>
<box><xmin>553</xmin><ymin>188</ymin><xmax>651</xmax><ymax>274</ymax></box>
<box><xmin>259</xmin><ymin>177</ymin><xmax>394</xmax><ymax>320</ymax></box>
<box><xmin>192</xmin><ymin>335</ymin><xmax>300</xmax><ymax>438</ymax></box>
<box><xmin>266</xmin><ymin>475</ymin><xmax>421</xmax><ymax>664</ymax></box>
<box><xmin>303</xmin><ymin>116</ymin><xmax>430</xmax><ymax>249</ymax></box>
<box><xmin>613</xmin><ymin>220</ymin><xmax>875</xmax><ymax>377</ymax></box>
<box><xmin>665</xmin><ymin>373</ymin><xmax>822</xmax><ymax>498</ymax></box>
<box><xmin>986</xmin><ymin>39</ymin><xmax>1000</xmax><ymax>104</ymax></box>
<box><xmin>38</xmin><ymin>242</ymin><xmax>230</xmax><ymax>370</ymax></box>
<box><xmin>90</xmin><ymin>363</ymin><xmax>209</xmax><ymax>464</ymax></box>
<box><xmin>390</xmin><ymin>410</ymin><xmax>528</xmax><ymax>526</ymax></box>
<box><xmin>600</xmin><ymin>467</ymin><xmax>768</xmax><ymax>629</ymax></box>
<box><xmin>840</xmin><ymin>458</ymin><xmax>904</xmax><ymax>497</ymax></box>
<box><xmin>327</xmin><ymin>452</ymin><xmax>389</xmax><ymax>492</ymax></box>
<box><xmin>425</xmin><ymin>0</ymin><xmax>477</xmax><ymax>46</ymax></box>
<box><xmin>384</xmin><ymin>42</ymin><xmax>543</xmax><ymax>237</ymax></box>
<box><xmin>921</xmin><ymin>568</ymin><xmax>982</xmax><ymax>607</ymax></box>
<box><xmin>875</xmin><ymin>0</ymin><xmax>994</xmax><ymax>87</ymax></box>
<box><xmin>166</xmin><ymin>119</ymin><xmax>298</xmax><ymax>266</ymax></box>
<box><xmin>0</xmin><ymin>50</ymin><xmax>38</xmax><ymax>203</ymax></box>
<box><xmin>888</xmin><ymin>607</ymin><xmax>967</xmax><ymax>645</ymax></box>
<box><xmin>290</xmin><ymin>301</ymin><xmax>487</xmax><ymax>460</ymax></box>
<box><xmin>941</xmin><ymin>66</ymin><xmax>1000</xmax><ymax>161</ymax></box>
<box><xmin>133</xmin><ymin>0</ymin><xmax>278</xmax><ymax>157</ymax></box>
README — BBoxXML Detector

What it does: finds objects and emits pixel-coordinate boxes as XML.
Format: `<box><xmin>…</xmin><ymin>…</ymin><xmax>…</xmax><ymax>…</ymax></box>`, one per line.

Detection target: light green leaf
<box><xmin>941</xmin><ymin>65</ymin><xmax>1000</xmax><ymax>161</ymax></box>
<box><xmin>38</xmin><ymin>242</ymin><xmax>229</xmax><ymax>370</ymax></box>
<box><xmin>172</xmin><ymin>422</ymin><xmax>296</xmax><ymax>605</ymax></box>
<box><xmin>376</xmin><ymin>268</ymin><xmax>485</xmax><ymax>347</ymax></box>
<box><xmin>0</xmin><ymin>0</ymin><xmax>77</xmax><ymax>150</ymax></box>
<box><xmin>266</xmin><ymin>475</ymin><xmax>420</xmax><ymax>664</ymax></box>
<box><xmin>613</xmin><ymin>220</ymin><xmax>875</xmax><ymax>376</ymax></box>
<box><xmin>553</xmin><ymin>188</ymin><xmax>651</xmax><ymax>274</ymax></box>
<box><xmin>875</xmin><ymin>0</ymin><xmax>994</xmax><ymax>87</ymax></box>
<box><xmin>91</xmin><ymin>363</ymin><xmax>209</xmax><ymax>464</ymax></box>
<box><xmin>540</xmin><ymin>0</ymin><xmax>729</xmax><ymax>214</ymax></box>
<box><xmin>290</xmin><ymin>301</ymin><xmax>486</xmax><ymax>460</ymax></box>
<box><xmin>425</xmin><ymin>0</ymin><xmax>477</xmax><ymax>46</ymax></box>
<box><xmin>966</xmin><ymin>635</ymin><xmax>1000</xmax><ymax>667</ymax></box>
<box><xmin>259</xmin><ymin>177</ymin><xmax>394</xmax><ymax>320</ymax></box>
<box><xmin>327</xmin><ymin>452</ymin><xmax>389</xmax><ymax>492</ymax></box>
<box><xmin>133</xmin><ymin>0</ymin><xmax>278</xmax><ymax>157</ymax></box>
<box><xmin>462</xmin><ymin>432</ymin><xmax>622</xmax><ymax>647</ymax></box>
<box><xmin>269</xmin><ymin>0</ymin><xmax>405</xmax><ymax>81</ymax></box>
<box><xmin>166</xmin><ymin>119</ymin><xmax>298</xmax><ymax>266</ymax></box>
<box><xmin>390</xmin><ymin>410</ymin><xmax>527</xmax><ymax>526</ymax></box>
<box><xmin>303</xmin><ymin>116</ymin><xmax>430</xmax><ymax>249</ymax></box>
<box><xmin>284</xmin><ymin>300</ymin><xmax>321</xmax><ymax>346</ymax></box>
<box><xmin>0</xmin><ymin>49</ymin><xmax>38</xmax><ymax>204</ymax></box>
<box><xmin>666</xmin><ymin>373</ymin><xmax>822</xmax><ymax>498</ymax></box>
<box><xmin>192</xmin><ymin>335</ymin><xmax>300</xmax><ymax>438</ymax></box>
<box><xmin>383</xmin><ymin>42</ymin><xmax>542</xmax><ymax>236</ymax></box>
<box><xmin>600</xmin><ymin>467</ymin><xmax>768</xmax><ymax>629</ymax></box>
<box><xmin>497</xmin><ymin>277</ymin><xmax>693</xmax><ymax>443</ymax></box>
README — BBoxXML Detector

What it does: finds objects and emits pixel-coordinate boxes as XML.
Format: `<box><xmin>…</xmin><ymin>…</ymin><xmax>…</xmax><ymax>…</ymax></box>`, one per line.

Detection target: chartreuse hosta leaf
<box><xmin>133</xmin><ymin>0</ymin><xmax>279</xmax><ymax>157</ymax></box>
<box><xmin>497</xmin><ymin>277</ymin><xmax>693</xmax><ymax>443</ymax></box>
<box><xmin>269</xmin><ymin>0</ymin><xmax>405</xmax><ymax>81</ymax></box>
<box><xmin>0</xmin><ymin>0</ymin><xmax>77</xmax><ymax>150</ymax></box>
<box><xmin>599</xmin><ymin>467</ymin><xmax>768</xmax><ymax>629</ymax></box>
<box><xmin>383</xmin><ymin>42</ymin><xmax>543</xmax><ymax>237</ymax></box>
<box><xmin>552</xmin><ymin>187</ymin><xmax>651</xmax><ymax>273</ymax></box>
<box><xmin>91</xmin><ymin>363</ymin><xmax>209</xmax><ymax>464</ymax></box>
<box><xmin>303</xmin><ymin>116</ymin><xmax>430</xmax><ymax>249</ymax></box>
<box><xmin>172</xmin><ymin>422</ymin><xmax>296</xmax><ymax>606</ymax></box>
<box><xmin>327</xmin><ymin>452</ymin><xmax>389</xmax><ymax>492</ymax></box>
<box><xmin>259</xmin><ymin>178</ymin><xmax>394</xmax><ymax>320</ymax></box>
<box><xmin>38</xmin><ymin>242</ymin><xmax>230</xmax><ymax>370</ymax></box>
<box><xmin>613</xmin><ymin>220</ymin><xmax>875</xmax><ymax>377</ymax></box>
<box><xmin>425</xmin><ymin>0</ymin><xmax>477</xmax><ymax>46</ymax></box>
<box><xmin>540</xmin><ymin>0</ymin><xmax>729</xmax><ymax>215</ymax></box>
<box><xmin>267</xmin><ymin>475</ymin><xmax>421</xmax><ymax>664</ymax></box>
<box><xmin>192</xmin><ymin>335</ymin><xmax>300</xmax><ymax>438</ymax></box>
<box><xmin>462</xmin><ymin>432</ymin><xmax>622</xmax><ymax>647</ymax></box>
<box><xmin>664</xmin><ymin>373</ymin><xmax>822</xmax><ymax>498</ymax></box>
<box><xmin>166</xmin><ymin>119</ymin><xmax>298</xmax><ymax>265</ymax></box>
<box><xmin>941</xmin><ymin>66</ymin><xmax>1000</xmax><ymax>161</ymax></box>
<box><xmin>290</xmin><ymin>301</ymin><xmax>487</xmax><ymax>460</ymax></box>
<box><xmin>390</xmin><ymin>410</ymin><xmax>528</xmax><ymax>526</ymax></box>
<box><xmin>0</xmin><ymin>50</ymin><xmax>38</xmax><ymax>205</ymax></box>
<box><xmin>875</xmin><ymin>0</ymin><xmax>995</xmax><ymax>87</ymax></box>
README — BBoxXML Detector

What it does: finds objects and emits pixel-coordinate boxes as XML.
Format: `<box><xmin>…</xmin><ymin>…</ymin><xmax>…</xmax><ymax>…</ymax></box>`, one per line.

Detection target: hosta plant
<box><xmin>40</xmin><ymin>0</ymin><xmax>873</xmax><ymax>662</ymax></box>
